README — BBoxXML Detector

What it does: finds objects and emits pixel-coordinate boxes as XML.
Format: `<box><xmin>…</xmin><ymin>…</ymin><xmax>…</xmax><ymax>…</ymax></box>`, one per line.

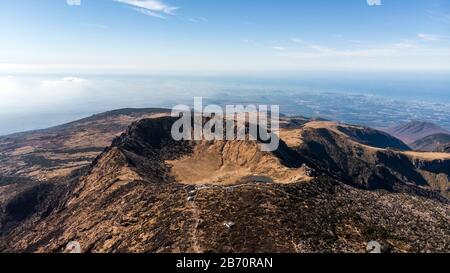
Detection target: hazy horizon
<box><xmin>1</xmin><ymin>71</ymin><xmax>449</xmax><ymax>135</ymax></box>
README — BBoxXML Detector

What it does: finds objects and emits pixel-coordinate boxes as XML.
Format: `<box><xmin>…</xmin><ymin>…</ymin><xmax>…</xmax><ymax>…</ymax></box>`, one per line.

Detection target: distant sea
<box><xmin>1</xmin><ymin>72</ymin><xmax>449</xmax><ymax>135</ymax></box>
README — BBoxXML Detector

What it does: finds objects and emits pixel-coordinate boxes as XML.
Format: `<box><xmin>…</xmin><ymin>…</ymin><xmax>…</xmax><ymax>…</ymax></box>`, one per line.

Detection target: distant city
<box><xmin>1</xmin><ymin>74</ymin><xmax>449</xmax><ymax>135</ymax></box>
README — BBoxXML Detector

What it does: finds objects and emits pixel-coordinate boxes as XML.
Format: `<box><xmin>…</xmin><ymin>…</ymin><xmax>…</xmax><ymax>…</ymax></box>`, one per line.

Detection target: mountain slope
<box><xmin>410</xmin><ymin>133</ymin><xmax>450</xmax><ymax>152</ymax></box>
<box><xmin>0</xmin><ymin>108</ymin><xmax>171</xmax><ymax>181</ymax></box>
<box><xmin>289</xmin><ymin>121</ymin><xmax>450</xmax><ymax>199</ymax></box>
<box><xmin>384</xmin><ymin>121</ymin><xmax>449</xmax><ymax>145</ymax></box>
<box><xmin>1</xmin><ymin>117</ymin><xmax>449</xmax><ymax>253</ymax></box>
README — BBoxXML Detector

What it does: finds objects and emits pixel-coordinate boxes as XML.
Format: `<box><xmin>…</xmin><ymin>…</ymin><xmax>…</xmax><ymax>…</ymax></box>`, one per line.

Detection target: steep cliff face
<box><xmin>336</xmin><ymin>125</ymin><xmax>410</xmax><ymax>150</ymax></box>
<box><xmin>292</xmin><ymin>122</ymin><xmax>449</xmax><ymax>199</ymax></box>
<box><xmin>109</xmin><ymin>117</ymin><xmax>310</xmax><ymax>185</ymax></box>
<box><xmin>410</xmin><ymin>157</ymin><xmax>450</xmax><ymax>175</ymax></box>
<box><xmin>1</xmin><ymin>117</ymin><xmax>449</xmax><ymax>253</ymax></box>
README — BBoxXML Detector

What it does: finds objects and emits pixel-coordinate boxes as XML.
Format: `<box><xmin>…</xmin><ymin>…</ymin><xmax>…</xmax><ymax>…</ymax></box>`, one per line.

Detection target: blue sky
<box><xmin>1</xmin><ymin>0</ymin><xmax>450</xmax><ymax>73</ymax></box>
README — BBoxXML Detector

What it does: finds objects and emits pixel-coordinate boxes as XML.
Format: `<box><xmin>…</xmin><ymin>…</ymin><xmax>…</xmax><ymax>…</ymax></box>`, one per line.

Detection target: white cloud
<box><xmin>133</xmin><ymin>8</ymin><xmax>168</xmax><ymax>19</ymax></box>
<box><xmin>367</xmin><ymin>0</ymin><xmax>381</xmax><ymax>6</ymax></box>
<box><xmin>114</xmin><ymin>0</ymin><xmax>178</xmax><ymax>18</ymax></box>
<box><xmin>269</xmin><ymin>36</ymin><xmax>450</xmax><ymax>70</ymax></box>
<box><xmin>279</xmin><ymin>38</ymin><xmax>424</xmax><ymax>60</ymax></box>
<box><xmin>66</xmin><ymin>0</ymin><xmax>81</xmax><ymax>6</ymax></box>
<box><xmin>391</xmin><ymin>42</ymin><xmax>418</xmax><ymax>49</ymax></box>
<box><xmin>266</xmin><ymin>36</ymin><xmax>450</xmax><ymax>71</ymax></box>
<box><xmin>188</xmin><ymin>17</ymin><xmax>208</xmax><ymax>23</ymax></box>
<box><xmin>272</xmin><ymin>46</ymin><xmax>286</xmax><ymax>51</ymax></box>
<box><xmin>418</xmin><ymin>33</ymin><xmax>446</xmax><ymax>42</ymax></box>
<box><xmin>291</xmin><ymin>38</ymin><xmax>304</xmax><ymax>44</ymax></box>
<box><xmin>41</xmin><ymin>77</ymin><xmax>88</xmax><ymax>87</ymax></box>
<box><xmin>280</xmin><ymin>47</ymin><xmax>393</xmax><ymax>59</ymax></box>
<box><xmin>0</xmin><ymin>76</ymin><xmax>92</xmax><ymax>114</ymax></box>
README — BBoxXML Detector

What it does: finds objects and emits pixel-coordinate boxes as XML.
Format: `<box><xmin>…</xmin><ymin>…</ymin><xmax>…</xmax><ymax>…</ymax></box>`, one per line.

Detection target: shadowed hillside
<box><xmin>384</xmin><ymin>121</ymin><xmax>449</xmax><ymax>145</ymax></box>
<box><xmin>411</xmin><ymin>133</ymin><xmax>450</xmax><ymax>152</ymax></box>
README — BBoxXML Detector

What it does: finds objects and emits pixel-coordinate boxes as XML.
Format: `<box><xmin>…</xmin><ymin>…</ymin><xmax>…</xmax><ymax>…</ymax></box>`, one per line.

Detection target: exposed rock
<box><xmin>0</xmin><ymin>114</ymin><xmax>449</xmax><ymax>253</ymax></box>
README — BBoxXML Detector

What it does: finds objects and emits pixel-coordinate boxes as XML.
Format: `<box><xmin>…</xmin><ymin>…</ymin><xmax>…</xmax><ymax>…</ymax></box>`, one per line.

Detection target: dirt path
<box><xmin>184</xmin><ymin>187</ymin><xmax>202</xmax><ymax>253</ymax></box>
